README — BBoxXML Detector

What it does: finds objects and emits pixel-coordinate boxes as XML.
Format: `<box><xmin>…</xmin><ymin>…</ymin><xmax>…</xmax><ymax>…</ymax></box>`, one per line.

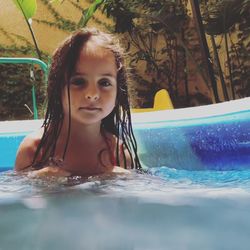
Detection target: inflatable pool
<box><xmin>0</xmin><ymin>97</ymin><xmax>249</xmax><ymax>172</ymax></box>
<box><xmin>134</xmin><ymin>97</ymin><xmax>250</xmax><ymax>171</ymax></box>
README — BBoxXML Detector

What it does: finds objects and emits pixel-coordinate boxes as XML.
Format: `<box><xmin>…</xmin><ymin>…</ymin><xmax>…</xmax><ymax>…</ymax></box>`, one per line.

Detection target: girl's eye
<box><xmin>99</xmin><ymin>78</ymin><xmax>112</xmax><ymax>87</ymax></box>
<box><xmin>70</xmin><ymin>77</ymin><xmax>86</xmax><ymax>86</ymax></box>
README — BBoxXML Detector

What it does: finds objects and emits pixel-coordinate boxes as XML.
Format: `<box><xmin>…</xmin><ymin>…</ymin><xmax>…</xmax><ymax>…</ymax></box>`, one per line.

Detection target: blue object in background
<box><xmin>0</xmin><ymin>133</ymin><xmax>25</xmax><ymax>171</ymax></box>
<box><xmin>134</xmin><ymin>110</ymin><xmax>250</xmax><ymax>170</ymax></box>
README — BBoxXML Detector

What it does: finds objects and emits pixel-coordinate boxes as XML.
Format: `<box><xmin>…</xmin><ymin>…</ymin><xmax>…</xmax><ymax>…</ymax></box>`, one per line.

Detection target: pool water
<box><xmin>1</xmin><ymin>167</ymin><xmax>250</xmax><ymax>250</ymax></box>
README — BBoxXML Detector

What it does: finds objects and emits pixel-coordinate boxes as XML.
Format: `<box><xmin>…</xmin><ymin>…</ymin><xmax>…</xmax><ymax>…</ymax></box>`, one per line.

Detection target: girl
<box><xmin>15</xmin><ymin>28</ymin><xmax>141</xmax><ymax>177</ymax></box>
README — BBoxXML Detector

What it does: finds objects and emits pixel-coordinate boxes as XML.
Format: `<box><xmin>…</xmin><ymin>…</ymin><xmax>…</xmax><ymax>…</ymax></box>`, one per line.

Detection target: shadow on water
<box><xmin>1</xmin><ymin>168</ymin><xmax>250</xmax><ymax>250</ymax></box>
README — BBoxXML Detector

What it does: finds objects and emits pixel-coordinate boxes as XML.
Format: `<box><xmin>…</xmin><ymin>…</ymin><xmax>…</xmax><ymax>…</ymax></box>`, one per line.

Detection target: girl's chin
<box><xmin>70</xmin><ymin>117</ymin><xmax>102</xmax><ymax>126</ymax></box>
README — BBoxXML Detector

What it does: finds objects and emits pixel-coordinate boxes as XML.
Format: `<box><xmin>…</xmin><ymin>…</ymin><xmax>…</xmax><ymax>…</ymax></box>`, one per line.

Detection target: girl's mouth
<box><xmin>80</xmin><ymin>107</ymin><xmax>101</xmax><ymax>111</ymax></box>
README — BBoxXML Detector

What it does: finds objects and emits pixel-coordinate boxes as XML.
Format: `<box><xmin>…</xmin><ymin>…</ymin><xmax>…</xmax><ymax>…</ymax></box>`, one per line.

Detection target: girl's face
<box><xmin>62</xmin><ymin>43</ymin><xmax>117</xmax><ymax>126</ymax></box>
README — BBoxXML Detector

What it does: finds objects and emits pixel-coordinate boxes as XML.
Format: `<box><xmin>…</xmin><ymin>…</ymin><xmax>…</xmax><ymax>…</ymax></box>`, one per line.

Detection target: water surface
<box><xmin>0</xmin><ymin>167</ymin><xmax>250</xmax><ymax>250</ymax></box>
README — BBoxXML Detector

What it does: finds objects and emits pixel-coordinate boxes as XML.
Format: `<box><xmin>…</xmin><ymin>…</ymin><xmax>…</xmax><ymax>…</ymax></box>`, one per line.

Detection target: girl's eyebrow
<box><xmin>73</xmin><ymin>72</ymin><xmax>116</xmax><ymax>78</ymax></box>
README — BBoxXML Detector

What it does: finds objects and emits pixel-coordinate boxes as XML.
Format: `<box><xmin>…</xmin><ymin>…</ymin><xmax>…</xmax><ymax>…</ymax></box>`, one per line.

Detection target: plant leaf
<box><xmin>49</xmin><ymin>0</ymin><xmax>64</xmax><ymax>3</ymax></box>
<box><xmin>79</xmin><ymin>0</ymin><xmax>104</xmax><ymax>27</ymax></box>
<box><xmin>12</xmin><ymin>0</ymin><xmax>37</xmax><ymax>19</ymax></box>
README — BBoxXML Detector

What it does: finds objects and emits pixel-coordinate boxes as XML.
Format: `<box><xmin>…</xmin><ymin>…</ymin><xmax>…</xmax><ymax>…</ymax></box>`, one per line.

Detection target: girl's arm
<box><xmin>15</xmin><ymin>132</ymin><xmax>71</xmax><ymax>177</ymax></box>
<box><xmin>15</xmin><ymin>134</ymin><xmax>39</xmax><ymax>171</ymax></box>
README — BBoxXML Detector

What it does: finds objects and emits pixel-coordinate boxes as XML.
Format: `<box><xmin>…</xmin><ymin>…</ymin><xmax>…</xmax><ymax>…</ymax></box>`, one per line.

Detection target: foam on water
<box><xmin>1</xmin><ymin>167</ymin><xmax>250</xmax><ymax>202</ymax></box>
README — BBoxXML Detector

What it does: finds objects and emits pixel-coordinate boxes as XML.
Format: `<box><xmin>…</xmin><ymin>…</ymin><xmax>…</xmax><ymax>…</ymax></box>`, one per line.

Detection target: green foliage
<box><xmin>0</xmin><ymin>44</ymin><xmax>48</xmax><ymax>120</ymax></box>
<box><xmin>101</xmin><ymin>0</ymin><xmax>249</xmax><ymax>106</ymax></box>
<box><xmin>12</xmin><ymin>0</ymin><xmax>37</xmax><ymax>19</ymax></box>
<box><xmin>230</xmin><ymin>0</ymin><xmax>250</xmax><ymax>96</ymax></box>
<box><xmin>0</xmin><ymin>63</ymin><xmax>46</xmax><ymax>121</ymax></box>
<box><xmin>12</xmin><ymin>0</ymin><xmax>41</xmax><ymax>59</ymax></box>
<box><xmin>228</xmin><ymin>21</ymin><xmax>250</xmax><ymax>97</ymax></box>
<box><xmin>3</xmin><ymin>0</ymin><xmax>248</xmax><ymax>116</ymax></box>
<box><xmin>34</xmin><ymin>0</ymin><xmax>106</xmax><ymax>32</ymax></box>
<box><xmin>79</xmin><ymin>0</ymin><xmax>104</xmax><ymax>27</ymax></box>
<box><xmin>200</xmin><ymin>0</ymin><xmax>250</xmax><ymax>99</ymax></box>
<box><xmin>34</xmin><ymin>0</ymin><xmax>77</xmax><ymax>32</ymax></box>
<box><xmin>1</xmin><ymin>0</ymin><xmax>112</xmax><ymax>120</ymax></box>
<box><xmin>200</xmin><ymin>0</ymin><xmax>250</xmax><ymax>35</ymax></box>
<box><xmin>50</xmin><ymin>0</ymin><xmax>64</xmax><ymax>3</ymax></box>
<box><xmin>101</xmin><ymin>0</ymin><xmax>200</xmax><ymax>108</ymax></box>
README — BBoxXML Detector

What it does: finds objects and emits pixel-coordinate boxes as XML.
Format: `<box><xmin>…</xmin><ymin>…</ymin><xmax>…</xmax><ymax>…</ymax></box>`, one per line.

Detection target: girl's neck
<box><xmin>60</xmin><ymin>119</ymin><xmax>104</xmax><ymax>144</ymax></box>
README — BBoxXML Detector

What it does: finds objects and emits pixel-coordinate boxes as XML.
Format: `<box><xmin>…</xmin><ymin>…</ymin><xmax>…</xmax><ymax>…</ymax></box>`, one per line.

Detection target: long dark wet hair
<box><xmin>32</xmin><ymin>28</ymin><xmax>141</xmax><ymax>170</ymax></box>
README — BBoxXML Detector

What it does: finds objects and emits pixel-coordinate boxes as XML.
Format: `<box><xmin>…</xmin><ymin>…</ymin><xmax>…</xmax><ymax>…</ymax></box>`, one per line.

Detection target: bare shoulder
<box><xmin>14</xmin><ymin>129</ymin><xmax>43</xmax><ymax>171</ymax></box>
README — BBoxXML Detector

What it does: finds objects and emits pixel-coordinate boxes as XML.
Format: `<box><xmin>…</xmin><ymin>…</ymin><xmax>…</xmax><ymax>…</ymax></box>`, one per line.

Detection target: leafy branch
<box><xmin>12</xmin><ymin>0</ymin><xmax>41</xmax><ymax>59</ymax></box>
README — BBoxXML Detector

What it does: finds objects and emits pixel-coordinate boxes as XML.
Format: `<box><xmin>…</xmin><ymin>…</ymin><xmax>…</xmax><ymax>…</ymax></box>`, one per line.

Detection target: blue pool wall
<box><xmin>134</xmin><ymin>110</ymin><xmax>250</xmax><ymax>171</ymax></box>
<box><xmin>0</xmin><ymin>98</ymin><xmax>250</xmax><ymax>172</ymax></box>
<box><xmin>133</xmin><ymin>97</ymin><xmax>250</xmax><ymax>171</ymax></box>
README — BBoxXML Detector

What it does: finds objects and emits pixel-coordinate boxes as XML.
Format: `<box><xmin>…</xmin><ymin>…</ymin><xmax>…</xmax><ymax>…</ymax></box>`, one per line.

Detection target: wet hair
<box><xmin>32</xmin><ymin>28</ymin><xmax>141</xmax><ymax>170</ymax></box>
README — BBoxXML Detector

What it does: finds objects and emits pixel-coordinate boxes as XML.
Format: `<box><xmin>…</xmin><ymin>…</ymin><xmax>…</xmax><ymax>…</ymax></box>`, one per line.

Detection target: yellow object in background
<box><xmin>132</xmin><ymin>89</ymin><xmax>173</xmax><ymax>113</ymax></box>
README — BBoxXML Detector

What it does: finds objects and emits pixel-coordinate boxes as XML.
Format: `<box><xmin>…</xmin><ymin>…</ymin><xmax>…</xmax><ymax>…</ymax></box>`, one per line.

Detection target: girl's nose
<box><xmin>85</xmin><ymin>86</ymin><xmax>99</xmax><ymax>101</ymax></box>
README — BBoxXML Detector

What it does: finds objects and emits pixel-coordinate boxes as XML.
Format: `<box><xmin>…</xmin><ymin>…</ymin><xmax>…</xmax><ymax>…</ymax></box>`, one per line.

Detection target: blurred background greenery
<box><xmin>0</xmin><ymin>0</ymin><xmax>249</xmax><ymax>120</ymax></box>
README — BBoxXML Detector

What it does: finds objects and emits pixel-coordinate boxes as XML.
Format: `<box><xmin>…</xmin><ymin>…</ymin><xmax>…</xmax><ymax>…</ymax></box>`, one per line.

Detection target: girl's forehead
<box><xmin>80</xmin><ymin>39</ymin><xmax>114</xmax><ymax>60</ymax></box>
<box><xmin>75</xmin><ymin>40</ymin><xmax>117</xmax><ymax>75</ymax></box>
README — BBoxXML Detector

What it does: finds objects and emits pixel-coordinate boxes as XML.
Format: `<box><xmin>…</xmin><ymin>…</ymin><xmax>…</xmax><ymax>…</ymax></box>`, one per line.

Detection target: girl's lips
<box><xmin>80</xmin><ymin>107</ymin><xmax>101</xmax><ymax>111</ymax></box>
